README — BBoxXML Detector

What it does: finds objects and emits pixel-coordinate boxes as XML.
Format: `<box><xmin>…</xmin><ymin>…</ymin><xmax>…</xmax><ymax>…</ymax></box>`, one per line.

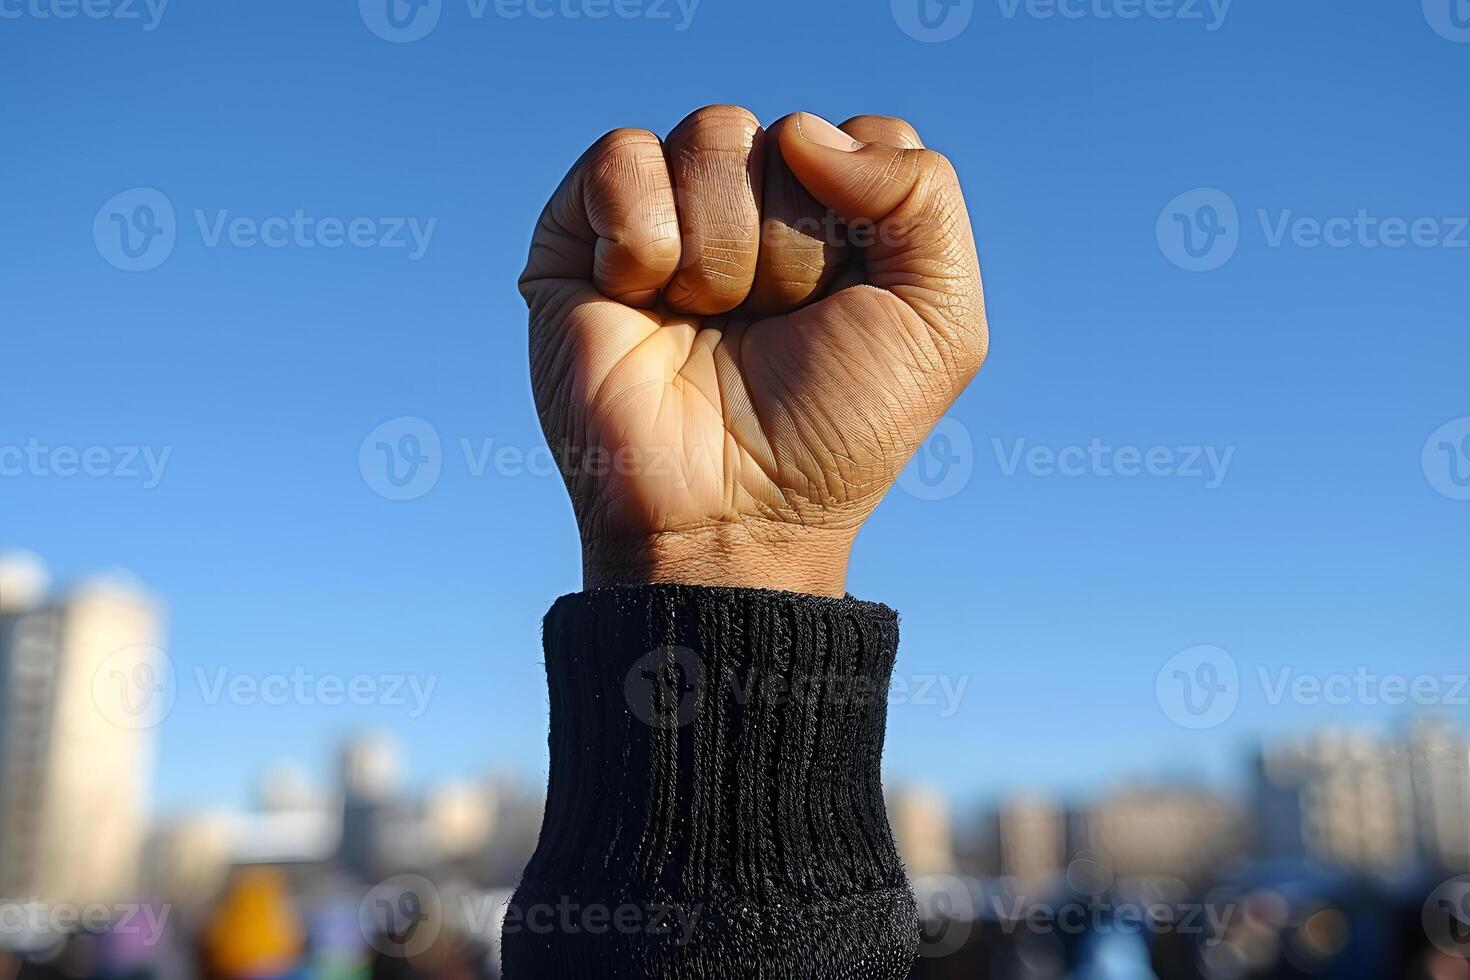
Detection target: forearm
<box><xmin>502</xmin><ymin>584</ymin><xmax>919</xmax><ymax>979</ymax></box>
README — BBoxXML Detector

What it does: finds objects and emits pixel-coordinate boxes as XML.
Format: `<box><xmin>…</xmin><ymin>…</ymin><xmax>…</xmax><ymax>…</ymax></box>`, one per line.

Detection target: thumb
<box><xmin>778</xmin><ymin>112</ymin><xmax>985</xmax><ymax>357</ymax></box>
<box><xmin>778</xmin><ymin>112</ymin><xmax>922</xmax><ymax>224</ymax></box>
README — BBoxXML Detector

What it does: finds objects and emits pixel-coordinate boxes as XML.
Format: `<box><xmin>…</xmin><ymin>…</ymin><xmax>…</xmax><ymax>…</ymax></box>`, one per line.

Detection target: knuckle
<box><xmin>587</xmin><ymin>128</ymin><xmax>663</xmax><ymax>166</ymax></box>
<box><xmin>594</xmin><ymin>127</ymin><xmax>660</xmax><ymax>149</ymax></box>
<box><xmin>844</xmin><ymin>113</ymin><xmax>907</xmax><ymax>129</ymax></box>
<box><xmin>672</xmin><ymin>104</ymin><xmax>762</xmax><ymax>141</ymax></box>
<box><xmin>908</xmin><ymin>149</ymin><xmax>963</xmax><ymax>205</ymax></box>
<box><xmin>623</xmin><ymin>228</ymin><xmax>682</xmax><ymax>272</ymax></box>
<box><xmin>915</xmin><ymin>148</ymin><xmax>956</xmax><ymax>178</ymax></box>
<box><xmin>839</xmin><ymin>115</ymin><xmax>923</xmax><ymax>148</ymax></box>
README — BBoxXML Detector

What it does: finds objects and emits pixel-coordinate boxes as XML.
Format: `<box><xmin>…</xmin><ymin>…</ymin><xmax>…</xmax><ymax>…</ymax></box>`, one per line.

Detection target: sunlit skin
<box><xmin>521</xmin><ymin>105</ymin><xmax>988</xmax><ymax>596</ymax></box>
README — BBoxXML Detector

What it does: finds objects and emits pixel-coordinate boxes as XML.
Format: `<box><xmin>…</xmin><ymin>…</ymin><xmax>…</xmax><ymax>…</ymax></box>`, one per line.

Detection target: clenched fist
<box><xmin>522</xmin><ymin>105</ymin><xmax>987</xmax><ymax>596</ymax></box>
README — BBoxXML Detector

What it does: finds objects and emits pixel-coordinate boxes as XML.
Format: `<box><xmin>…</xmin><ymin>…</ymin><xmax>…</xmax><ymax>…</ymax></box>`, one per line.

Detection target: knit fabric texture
<box><xmin>501</xmin><ymin>584</ymin><xmax>919</xmax><ymax>979</ymax></box>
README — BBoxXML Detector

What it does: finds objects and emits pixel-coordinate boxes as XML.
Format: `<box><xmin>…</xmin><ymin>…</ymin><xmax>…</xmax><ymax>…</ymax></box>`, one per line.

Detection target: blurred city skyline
<box><xmin>5</xmin><ymin>550</ymin><xmax>1469</xmax><ymax>978</ymax></box>
<box><xmin>3</xmin><ymin>542</ymin><xmax>1466</xmax><ymax>823</ymax></box>
<box><xmin>5</xmin><ymin>549</ymin><xmax>1467</xmax><ymax>891</ymax></box>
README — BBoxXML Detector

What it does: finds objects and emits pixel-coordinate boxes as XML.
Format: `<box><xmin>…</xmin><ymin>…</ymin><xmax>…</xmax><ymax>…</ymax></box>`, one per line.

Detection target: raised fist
<box><xmin>522</xmin><ymin>105</ymin><xmax>987</xmax><ymax>596</ymax></box>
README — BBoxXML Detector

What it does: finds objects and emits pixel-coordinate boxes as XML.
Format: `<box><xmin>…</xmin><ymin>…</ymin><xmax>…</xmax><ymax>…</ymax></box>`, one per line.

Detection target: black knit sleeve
<box><xmin>500</xmin><ymin>584</ymin><xmax>919</xmax><ymax>979</ymax></box>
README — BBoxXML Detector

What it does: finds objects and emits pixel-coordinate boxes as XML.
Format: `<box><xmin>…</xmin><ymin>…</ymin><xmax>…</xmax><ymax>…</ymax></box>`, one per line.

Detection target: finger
<box><xmin>743</xmin><ymin>114</ymin><xmax>850</xmax><ymax>317</ymax></box>
<box><xmin>520</xmin><ymin>128</ymin><xmax>680</xmax><ymax>309</ymax></box>
<box><xmin>778</xmin><ymin>112</ymin><xmax>986</xmax><ymax>374</ymax></box>
<box><xmin>838</xmin><ymin>115</ymin><xmax>924</xmax><ymax>150</ymax></box>
<box><xmin>662</xmin><ymin>105</ymin><xmax>765</xmax><ymax>316</ymax></box>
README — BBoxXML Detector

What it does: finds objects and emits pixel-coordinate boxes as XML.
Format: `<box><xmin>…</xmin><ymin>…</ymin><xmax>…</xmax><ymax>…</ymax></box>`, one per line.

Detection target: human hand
<box><xmin>522</xmin><ymin>105</ymin><xmax>987</xmax><ymax>596</ymax></box>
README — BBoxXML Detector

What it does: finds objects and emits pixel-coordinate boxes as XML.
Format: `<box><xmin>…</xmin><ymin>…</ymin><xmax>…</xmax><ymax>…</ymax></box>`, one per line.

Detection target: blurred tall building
<box><xmin>146</xmin><ymin>811</ymin><xmax>235</xmax><ymax>908</ymax></box>
<box><xmin>1085</xmin><ymin>787</ymin><xmax>1241</xmax><ymax>881</ymax></box>
<box><xmin>1406</xmin><ymin>717</ymin><xmax>1470</xmax><ymax>871</ymax></box>
<box><xmin>338</xmin><ymin>732</ymin><xmax>404</xmax><ymax>879</ymax></box>
<box><xmin>0</xmin><ymin>552</ymin><xmax>164</xmax><ymax>904</ymax></box>
<box><xmin>1255</xmin><ymin>722</ymin><xmax>1470</xmax><ymax>873</ymax></box>
<box><xmin>888</xmin><ymin>783</ymin><xmax>957</xmax><ymax>879</ymax></box>
<box><xmin>1254</xmin><ymin>730</ymin><xmax>1417</xmax><ymax>871</ymax></box>
<box><xmin>996</xmin><ymin>795</ymin><xmax>1066</xmax><ymax>884</ymax></box>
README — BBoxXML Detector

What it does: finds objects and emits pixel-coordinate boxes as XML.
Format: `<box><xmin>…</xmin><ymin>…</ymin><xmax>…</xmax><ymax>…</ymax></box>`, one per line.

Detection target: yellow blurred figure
<box><xmin>202</xmin><ymin>867</ymin><xmax>305</xmax><ymax>979</ymax></box>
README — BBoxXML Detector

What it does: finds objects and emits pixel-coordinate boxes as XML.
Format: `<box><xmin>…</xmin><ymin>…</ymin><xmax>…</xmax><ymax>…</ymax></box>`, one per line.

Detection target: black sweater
<box><xmin>501</xmin><ymin>584</ymin><xmax>919</xmax><ymax>979</ymax></box>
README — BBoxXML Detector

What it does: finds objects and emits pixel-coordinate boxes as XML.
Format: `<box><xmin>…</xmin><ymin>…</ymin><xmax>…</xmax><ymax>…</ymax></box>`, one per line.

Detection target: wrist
<box><xmin>581</xmin><ymin>523</ymin><xmax>854</xmax><ymax>598</ymax></box>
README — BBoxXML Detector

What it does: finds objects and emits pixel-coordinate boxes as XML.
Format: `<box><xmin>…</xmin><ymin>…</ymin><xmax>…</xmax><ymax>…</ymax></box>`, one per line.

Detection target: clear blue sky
<box><xmin>2</xmin><ymin>0</ymin><xmax>1467</xmax><ymax>817</ymax></box>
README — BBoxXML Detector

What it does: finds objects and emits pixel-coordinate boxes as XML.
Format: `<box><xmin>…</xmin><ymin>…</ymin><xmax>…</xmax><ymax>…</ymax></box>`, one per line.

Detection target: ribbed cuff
<box><xmin>502</xmin><ymin>584</ymin><xmax>918</xmax><ymax>980</ymax></box>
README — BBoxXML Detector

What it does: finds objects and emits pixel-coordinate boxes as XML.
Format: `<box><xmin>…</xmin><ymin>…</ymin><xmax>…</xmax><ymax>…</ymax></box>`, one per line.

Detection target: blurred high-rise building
<box><xmin>997</xmin><ymin>795</ymin><xmax>1065</xmax><ymax>884</ymax></box>
<box><xmin>888</xmin><ymin>783</ymin><xmax>957</xmax><ymax>880</ymax></box>
<box><xmin>423</xmin><ymin>780</ymin><xmax>494</xmax><ymax>861</ymax></box>
<box><xmin>1407</xmin><ymin>717</ymin><xmax>1470</xmax><ymax>871</ymax></box>
<box><xmin>1086</xmin><ymin>787</ymin><xmax>1241</xmax><ymax>881</ymax></box>
<box><xmin>1254</xmin><ymin>729</ymin><xmax>1416</xmax><ymax>872</ymax></box>
<box><xmin>477</xmin><ymin>773</ymin><xmax>545</xmax><ymax>886</ymax></box>
<box><xmin>145</xmin><ymin>811</ymin><xmax>235</xmax><ymax>908</ymax></box>
<box><xmin>338</xmin><ymin>732</ymin><xmax>403</xmax><ymax>879</ymax></box>
<box><xmin>0</xmin><ymin>552</ymin><xmax>164</xmax><ymax>904</ymax></box>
